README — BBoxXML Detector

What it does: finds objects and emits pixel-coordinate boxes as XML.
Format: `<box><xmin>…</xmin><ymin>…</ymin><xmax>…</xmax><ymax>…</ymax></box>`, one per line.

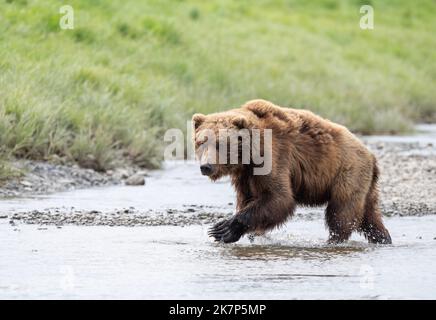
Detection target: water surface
<box><xmin>1</xmin><ymin>216</ymin><xmax>435</xmax><ymax>299</ymax></box>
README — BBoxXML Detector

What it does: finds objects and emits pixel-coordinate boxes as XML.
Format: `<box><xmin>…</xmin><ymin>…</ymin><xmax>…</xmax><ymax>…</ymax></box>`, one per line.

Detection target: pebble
<box><xmin>125</xmin><ymin>174</ymin><xmax>146</xmax><ymax>186</ymax></box>
<box><xmin>20</xmin><ymin>180</ymin><xmax>33</xmax><ymax>187</ymax></box>
<box><xmin>116</xmin><ymin>169</ymin><xmax>130</xmax><ymax>180</ymax></box>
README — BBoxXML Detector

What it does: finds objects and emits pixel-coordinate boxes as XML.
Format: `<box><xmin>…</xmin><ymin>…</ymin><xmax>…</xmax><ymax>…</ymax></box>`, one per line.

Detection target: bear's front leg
<box><xmin>208</xmin><ymin>212</ymin><xmax>251</xmax><ymax>243</ymax></box>
<box><xmin>208</xmin><ymin>194</ymin><xmax>295</xmax><ymax>243</ymax></box>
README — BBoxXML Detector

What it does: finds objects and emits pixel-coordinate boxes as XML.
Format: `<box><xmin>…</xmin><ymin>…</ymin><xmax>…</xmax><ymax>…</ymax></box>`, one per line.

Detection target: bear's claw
<box><xmin>208</xmin><ymin>215</ymin><xmax>249</xmax><ymax>243</ymax></box>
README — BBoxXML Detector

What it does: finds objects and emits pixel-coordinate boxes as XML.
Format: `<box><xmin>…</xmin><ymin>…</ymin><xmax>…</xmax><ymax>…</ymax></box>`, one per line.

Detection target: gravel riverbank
<box><xmin>0</xmin><ymin>161</ymin><xmax>147</xmax><ymax>198</ymax></box>
<box><xmin>365</xmin><ymin>139</ymin><xmax>436</xmax><ymax>217</ymax></box>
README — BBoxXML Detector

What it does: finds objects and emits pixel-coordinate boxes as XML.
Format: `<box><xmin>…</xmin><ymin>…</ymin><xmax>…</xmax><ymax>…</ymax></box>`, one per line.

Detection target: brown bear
<box><xmin>192</xmin><ymin>99</ymin><xmax>392</xmax><ymax>245</ymax></box>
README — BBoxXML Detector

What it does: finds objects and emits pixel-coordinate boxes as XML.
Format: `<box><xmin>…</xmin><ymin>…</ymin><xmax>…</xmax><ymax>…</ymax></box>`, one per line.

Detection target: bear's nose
<box><xmin>200</xmin><ymin>164</ymin><xmax>213</xmax><ymax>176</ymax></box>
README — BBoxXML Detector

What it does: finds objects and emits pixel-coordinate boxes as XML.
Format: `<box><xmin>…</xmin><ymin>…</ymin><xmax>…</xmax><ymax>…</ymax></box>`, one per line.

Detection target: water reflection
<box><xmin>222</xmin><ymin>243</ymin><xmax>368</xmax><ymax>261</ymax></box>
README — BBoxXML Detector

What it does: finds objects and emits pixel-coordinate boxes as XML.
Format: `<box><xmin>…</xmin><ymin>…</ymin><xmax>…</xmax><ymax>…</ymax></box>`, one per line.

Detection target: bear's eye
<box><xmin>196</xmin><ymin>136</ymin><xmax>209</xmax><ymax>148</ymax></box>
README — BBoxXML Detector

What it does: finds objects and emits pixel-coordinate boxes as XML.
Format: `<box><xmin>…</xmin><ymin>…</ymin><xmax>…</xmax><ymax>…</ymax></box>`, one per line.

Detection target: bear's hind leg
<box><xmin>360</xmin><ymin>184</ymin><xmax>392</xmax><ymax>244</ymax></box>
<box><xmin>325</xmin><ymin>197</ymin><xmax>365</xmax><ymax>244</ymax></box>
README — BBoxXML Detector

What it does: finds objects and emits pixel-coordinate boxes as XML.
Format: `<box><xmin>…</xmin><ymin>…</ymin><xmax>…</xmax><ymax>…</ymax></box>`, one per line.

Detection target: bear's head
<box><xmin>192</xmin><ymin>111</ymin><xmax>253</xmax><ymax>181</ymax></box>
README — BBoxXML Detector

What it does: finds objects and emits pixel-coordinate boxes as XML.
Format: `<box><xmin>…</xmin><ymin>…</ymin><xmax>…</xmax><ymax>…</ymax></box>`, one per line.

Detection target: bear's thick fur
<box><xmin>192</xmin><ymin>99</ymin><xmax>391</xmax><ymax>244</ymax></box>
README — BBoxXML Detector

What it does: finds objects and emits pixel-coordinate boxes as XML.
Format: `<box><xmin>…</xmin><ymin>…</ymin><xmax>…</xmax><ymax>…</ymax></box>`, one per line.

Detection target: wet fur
<box><xmin>193</xmin><ymin>99</ymin><xmax>392</xmax><ymax>244</ymax></box>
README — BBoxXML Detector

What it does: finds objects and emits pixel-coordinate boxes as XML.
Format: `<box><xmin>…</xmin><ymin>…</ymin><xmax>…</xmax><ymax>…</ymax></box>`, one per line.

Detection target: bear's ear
<box><xmin>192</xmin><ymin>113</ymin><xmax>206</xmax><ymax>129</ymax></box>
<box><xmin>232</xmin><ymin>116</ymin><xmax>248</xmax><ymax>129</ymax></box>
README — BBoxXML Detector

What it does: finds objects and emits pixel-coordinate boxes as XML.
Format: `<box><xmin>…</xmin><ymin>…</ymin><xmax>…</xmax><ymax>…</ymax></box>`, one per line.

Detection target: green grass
<box><xmin>0</xmin><ymin>0</ymin><xmax>435</xmax><ymax>173</ymax></box>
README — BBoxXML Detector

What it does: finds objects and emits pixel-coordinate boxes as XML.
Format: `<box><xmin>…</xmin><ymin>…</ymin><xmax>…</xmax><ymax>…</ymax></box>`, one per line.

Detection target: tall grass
<box><xmin>0</xmin><ymin>0</ymin><xmax>435</xmax><ymax>172</ymax></box>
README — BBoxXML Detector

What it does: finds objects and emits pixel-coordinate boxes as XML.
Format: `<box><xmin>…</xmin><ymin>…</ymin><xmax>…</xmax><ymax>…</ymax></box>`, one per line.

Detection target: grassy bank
<box><xmin>0</xmin><ymin>0</ymin><xmax>435</xmax><ymax>173</ymax></box>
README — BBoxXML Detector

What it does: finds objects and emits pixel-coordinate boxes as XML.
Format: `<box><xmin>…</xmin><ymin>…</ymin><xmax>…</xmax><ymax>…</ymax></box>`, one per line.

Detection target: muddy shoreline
<box><xmin>1</xmin><ymin>130</ymin><xmax>435</xmax><ymax>226</ymax></box>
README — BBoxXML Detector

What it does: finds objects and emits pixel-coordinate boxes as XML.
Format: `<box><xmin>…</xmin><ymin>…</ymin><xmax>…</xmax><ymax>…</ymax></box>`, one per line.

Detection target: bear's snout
<box><xmin>200</xmin><ymin>164</ymin><xmax>213</xmax><ymax>176</ymax></box>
